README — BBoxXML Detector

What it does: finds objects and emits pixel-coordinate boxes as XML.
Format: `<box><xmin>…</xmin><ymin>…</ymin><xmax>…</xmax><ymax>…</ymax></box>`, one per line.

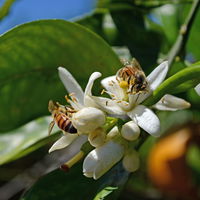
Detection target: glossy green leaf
<box><xmin>0</xmin><ymin>19</ymin><xmax>121</xmax><ymax>132</ymax></box>
<box><xmin>21</xmin><ymin>164</ymin><xmax>101</xmax><ymax>200</ymax></box>
<box><xmin>110</xmin><ymin>6</ymin><xmax>163</xmax><ymax>69</ymax></box>
<box><xmin>144</xmin><ymin>63</ymin><xmax>200</xmax><ymax>106</ymax></box>
<box><xmin>186</xmin><ymin>144</ymin><xmax>200</xmax><ymax>184</ymax></box>
<box><xmin>93</xmin><ymin>186</ymin><xmax>118</xmax><ymax>200</ymax></box>
<box><xmin>0</xmin><ymin>117</ymin><xmax>59</xmax><ymax>165</ymax></box>
<box><xmin>21</xmin><ymin>163</ymin><xmax>127</xmax><ymax>200</ymax></box>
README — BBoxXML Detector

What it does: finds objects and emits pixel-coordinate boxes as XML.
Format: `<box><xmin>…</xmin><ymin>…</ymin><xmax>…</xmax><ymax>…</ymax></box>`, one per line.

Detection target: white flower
<box><xmin>83</xmin><ymin>140</ymin><xmax>124</xmax><ymax>179</ymax></box>
<box><xmin>91</xmin><ymin>61</ymin><xmax>190</xmax><ymax>137</ymax></box>
<box><xmin>58</xmin><ymin>67</ymin><xmax>106</xmax><ymax>133</ymax></box>
<box><xmin>49</xmin><ymin>67</ymin><xmax>106</xmax><ymax>152</ymax></box>
<box><xmin>194</xmin><ymin>83</ymin><xmax>200</xmax><ymax>96</ymax></box>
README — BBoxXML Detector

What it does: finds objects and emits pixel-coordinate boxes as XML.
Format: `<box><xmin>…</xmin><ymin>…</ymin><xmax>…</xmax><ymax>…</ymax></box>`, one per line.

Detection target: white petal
<box><xmin>101</xmin><ymin>75</ymin><xmax>124</xmax><ymax>100</ymax></box>
<box><xmin>58</xmin><ymin>67</ymin><xmax>84</xmax><ymax>105</ymax></box>
<box><xmin>83</xmin><ymin>149</ymin><xmax>98</xmax><ymax>175</ymax></box>
<box><xmin>91</xmin><ymin>96</ymin><xmax>126</xmax><ymax>115</ymax></box>
<box><xmin>153</xmin><ymin>94</ymin><xmax>191</xmax><ymax>111</ymax></box>
<box><xmin>84</xmin><ymin>72</ymin><xmax>102</xmax><ymax>105</ymax></box>
<box><xmin>48</xmin><ymin>134</ymin><xmax>78</xmax><ymax>153</ymax></box>
<box><xmin>148</xmin><ymin>61</ymin><xmax>169</xmax><ymax>90</ymax></box>
<box><xmin>195</xmin><ymin>83</ymin><xmax>200</xmax><ymax>96</ymax></box>
<box><xmin>127</xmin><ymin>105</ymin><xmax>160</xmax><ymax>137</ymax></box>
<box><xmin>137</xmin><ymin>61</ymin><xmax>169</xmax><ymax>104</ymax></box>
<box><xmin>93</xmin><ymin>141</ymin><xmax>124</xmax><ymax>179</ymax></box>
<box><xmin>107</xmin><ymin>126</ymin><xmax>120</xmax><ymax>139</ymax></box>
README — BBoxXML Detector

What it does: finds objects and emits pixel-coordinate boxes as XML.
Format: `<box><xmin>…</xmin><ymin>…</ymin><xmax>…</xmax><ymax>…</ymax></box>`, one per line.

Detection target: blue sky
<box><xmin>0</xmin><ymin>0</ymin><xmax>97</xmax><ymax>34</ymax></box>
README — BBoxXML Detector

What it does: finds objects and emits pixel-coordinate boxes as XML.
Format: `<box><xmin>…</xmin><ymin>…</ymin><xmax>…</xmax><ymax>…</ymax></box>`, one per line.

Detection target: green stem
<box><xmin>143</xmin><ymin>65</ymin><xmax>200</xmax><ymax>106</ymax></box>
<box><xmin>0</xmin><ymin>0</ymin><xmax>17</xmax><ymax>21</ymax></box>
<box><xmin>168</xmin><ymin>0</ymin><xmax>200</xmax><ymax>67</ymax></box>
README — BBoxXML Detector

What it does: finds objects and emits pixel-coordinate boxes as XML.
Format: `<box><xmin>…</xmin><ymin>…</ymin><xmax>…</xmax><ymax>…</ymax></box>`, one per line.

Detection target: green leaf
<box><xmin>186</xmin><ymin>144</ymin><xmax>200</xmax><ymax>184</ymax></box>
<box><xmin>21</xmin><ymin>159</ymin><xmax>129</xmax><ymax>200</ymax></box>
<box><xmin>21</xmin><ymin>163</ymin><xmax>101</xmax><ymax>200</ymax></box>
<box><xmin>93</xmin><ymin>186</ymin><xmax>118</xmax><ymax>200</ymax></box>
<box><xmin>110</xmin><ymin>6</ymin><xmax>163</xmax><ymax>69</ymax></box>
<box><xmin>0</xmin><ymin>117</ymin><xmax>59</xmax><ymax>165</ymax></box>
<box><xmin>144</xmin><ymin>63</ymin><xmax>200</xmax><ymax>106</ymax></box>
<box><xmin>0</xmin><ymin>19</ymin><xmax>121</xmax><ymax>132</ymax></box>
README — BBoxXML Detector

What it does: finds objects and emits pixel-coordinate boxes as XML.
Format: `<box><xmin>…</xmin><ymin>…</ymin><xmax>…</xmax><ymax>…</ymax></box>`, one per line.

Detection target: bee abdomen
<box><xmin>64</xmin><ymin>122</ymin><xmax>77</xmax><ymax>133</ymax></box>
<box><xmin>56</xmin><ymin>113</ymin><xmax>77</xmax><ymax>134</ymax></box>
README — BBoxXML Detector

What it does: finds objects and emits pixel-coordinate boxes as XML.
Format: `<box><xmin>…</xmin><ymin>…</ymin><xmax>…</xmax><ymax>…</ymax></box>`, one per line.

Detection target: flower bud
<box><xmin>121</xmin><ymin>121</ymin><xmax>140</xmax><ymax>141</ymax></box>
<box><xmin>88</xmin><ymin>128</ymin><xmax>106</xmax><ymax>147</ymax></box>
<box><xmin>83</xmin><ymin>141</ymin><xmax>124</xmax><ymax>179</ymax></box>
<box><xmin>122</xmin><ymin>150</ymin><xmax>140</xmax><ymax>172</ymax></box>
<box><xmin>72</xmin><ymin>107</ymin><xmax>105</xmax><ymax>133</ymax></box>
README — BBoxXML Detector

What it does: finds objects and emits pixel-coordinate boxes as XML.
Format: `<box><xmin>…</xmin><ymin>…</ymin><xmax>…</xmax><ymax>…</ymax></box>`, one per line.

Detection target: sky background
<box><xmin>0</xmin><ymin>0</ymin><xmax>97</xmax><ymax>34</ymax></box>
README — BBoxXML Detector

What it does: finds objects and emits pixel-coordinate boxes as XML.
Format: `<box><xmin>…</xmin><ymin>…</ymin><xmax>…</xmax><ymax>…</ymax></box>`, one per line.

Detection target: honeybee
<box><xmin>48</xmin><ymin>100</ymin><xmax>77</xmax><ymax>135</ymax></box>
<box><xmin>116</xmin><ymin>58</ymin><xmax>148</xmax><ymax>94</ymax></box>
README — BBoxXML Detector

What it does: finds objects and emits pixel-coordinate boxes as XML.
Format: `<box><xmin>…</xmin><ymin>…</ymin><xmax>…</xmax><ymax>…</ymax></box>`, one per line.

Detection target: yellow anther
<box><xmin>119</xmin><ymin>81</ymin><xmax>128</xmax><ymax>89</ymax></box>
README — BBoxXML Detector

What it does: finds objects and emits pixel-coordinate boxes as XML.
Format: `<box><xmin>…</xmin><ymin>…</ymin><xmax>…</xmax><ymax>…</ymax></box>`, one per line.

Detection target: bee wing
<box><xmin>48</xmin><ymin>121</ymin><xmax>55</xmax><ymax>135</ymax></box>
<box><xmin>131</xmin><ymin>58</ymin><xmax>142</xmax><ymax>70</ymax></box>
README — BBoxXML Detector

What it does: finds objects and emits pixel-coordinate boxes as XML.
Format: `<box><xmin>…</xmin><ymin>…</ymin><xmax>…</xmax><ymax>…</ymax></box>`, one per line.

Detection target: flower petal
<box><xmin>137</xmin><ymin>61</ymin><xmax>169</xmax><ymax>104</ymax></box>
<box><xmin>147</xmin><ymin>61</ymin><xmax>169</xmax><ymax>91</ymax></box>
<box><xmin>93</xmin><ymin>141</ymin><xmax>124</xmax><ymax>179</ymax></box>
<box><xmin>127</xmin><ymin>105</ymin><xmax>160</xmax><ymax>137</ymax></box>
<box><xmin>83</xmin><ymin>149</ymin><xmax>98</xmax><ymax>176</ymax></box>
<box><xmin>58</xmin><ymin>67</ymin><xmax>84</xmax><ymax>105</ymax></box>
<box><xmin>195</xmin><ymin>83</ymin><xmax>200</xmax><ymax>96</ymax></box>
<box><xmin>153</xmin><ymin>94</ymin><xmax>191</xmax><ymax>111</ymax></box>
<box><xmin>49</xmin><ymin>134</ymin><xmax>78</xmax><ymax>153</ymax></box>
<box><xmin>91</xmin><ymin>96</ymin><xmax>126</xmax><ymax>115</ymax></box>
<box><xmin>101</xmin><ymin>75</ymin><xmax>125</xmax><ymax>100</ymax></box>
<box><xmin>84</xmin><ymin>72</ymin><xmax>102</xmax><ymax>106</ymax></box>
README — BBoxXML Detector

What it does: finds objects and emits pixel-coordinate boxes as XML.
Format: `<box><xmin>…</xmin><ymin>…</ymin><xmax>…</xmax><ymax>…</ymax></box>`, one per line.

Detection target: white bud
<box><xmin>107</xmin><ymin>126</ymin><xmax>120</xmax><ymax>139</ymax></box>
<box><xmin>153</xmin><ymin>94</ymin><xmax>191</xmax><ymax>111</ymax></box>
<box><xmin>88</xmin><ymin>128</ymin><xmax>106</xmax><ymax>147</ymax></box>
<box><xmin>121</xmin><ymin>121</ymin><xmax>140</xmax><ymax>141</ymax></box>
<box><xmin>83</xmin><ymin>141</ymin><xmax>124</xmax><ymax>179</ymax></box>
<box><xmin>122</xmin><ymin>150</ymin><xmax>140</xmax><ymax>172</ymax></box>
<box><xmin>72</xmin><ymin>107</ymin><xmax>105</xmax><ymax>133</ymax></box>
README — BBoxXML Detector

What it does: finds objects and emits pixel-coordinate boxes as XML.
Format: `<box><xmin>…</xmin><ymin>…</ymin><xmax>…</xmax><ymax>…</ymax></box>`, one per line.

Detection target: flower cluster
<box><xmin>48</xmin><ymin>60</ymin><xmax>190</xmax><ymax>180</ymax></box>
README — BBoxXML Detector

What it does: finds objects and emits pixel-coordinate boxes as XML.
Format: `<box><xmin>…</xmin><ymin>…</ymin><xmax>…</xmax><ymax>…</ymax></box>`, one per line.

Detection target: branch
<box><xmin>0</xmin><ymin>0</ymin><xmax>17</xmax><ymax>21</ymax></box>
<box><xmin>167</xmin><ymin>0</ymin><xmax>200</xmax><ymax>67</ymax></box>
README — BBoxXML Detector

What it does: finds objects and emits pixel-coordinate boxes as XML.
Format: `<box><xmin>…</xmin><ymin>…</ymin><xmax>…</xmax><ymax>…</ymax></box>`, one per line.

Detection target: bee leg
<box><xmin>48</xmin><ymin>121</ymin><xmax>55</xmax><ymax>135</ymax></box>
<box><xmin>135</xmin><ymin>93</ymin><xmax>140</xmax><ymax>103</ymax></box>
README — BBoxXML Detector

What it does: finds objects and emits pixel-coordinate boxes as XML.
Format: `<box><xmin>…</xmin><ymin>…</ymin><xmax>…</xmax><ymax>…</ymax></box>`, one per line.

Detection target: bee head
<box><xmin>48</xmin><ymin>100</ymin><xmax>59</xmax><ymax>113</ymax></box>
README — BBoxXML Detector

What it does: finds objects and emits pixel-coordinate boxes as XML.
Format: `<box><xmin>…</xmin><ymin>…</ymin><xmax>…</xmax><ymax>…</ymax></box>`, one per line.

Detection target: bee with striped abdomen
<box><xmin>116</xmin><ymin>58</ymin><xmax>148</xmax><ymax>94</ymax></box>
<box><xmin>48</xmin><ymin>100</ymin><xmax>77</xmax><ymax>135</ymax></box>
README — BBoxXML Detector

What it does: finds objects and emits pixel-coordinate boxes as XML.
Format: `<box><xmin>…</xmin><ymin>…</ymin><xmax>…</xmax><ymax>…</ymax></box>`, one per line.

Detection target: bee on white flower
<box><xmin>91</xmin><ymin>60</ymin><xmax>191</xmax><ymax>137</ymax></box>
<box><xmin>49</xmin><ymin>67</ymin><xmax>106</xmax><ymax>153</ymax></box>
